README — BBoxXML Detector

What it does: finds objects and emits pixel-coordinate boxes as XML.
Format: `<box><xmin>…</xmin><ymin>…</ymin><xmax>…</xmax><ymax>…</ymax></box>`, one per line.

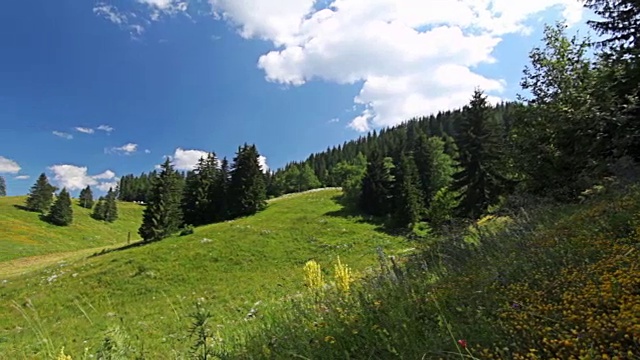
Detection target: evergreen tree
<box><xmin>25</xmin><ymin>173</ymin><xmax>56</xmax><ymax>213</ymax></box>
<box><xmin>211</xmin><ymin>157</ymin><xmax>231</xmax><ymax>222</ymax></box>
<box><xmin>452</xmin><ymin>89</ymin><xmax>506</xmax><ymax>219</ymax></box>
<box><xmin>48</xmin><ymin>188</ymin><xmax>73</xmax><ymax>226</ymax></box>
<box><xmin>104</xmin><ymin>187</ymin><xmax>118</xmax><ymax>222</ymax></box>
<box><xmin>138</xmin><ymin>159</ymin><xmax>184</xmax><ymax>242</ymax></box>
<box><xmin>181</xmin><ymin>169</ymin><xmax>201</xmax><ymax>226</ymax></box>
<box><xmin>413</xmin><ymin>132</ymin><xmax>457</xmax><ymax>208</ymax></box>
<box><xmin>0</xmin><ymin>175</ymin><xmax>6</xmax><ymax>197</ymax></box>
<box><xmin>360</xmin><ymin>150</ymin><xmax>394</xmax><ymax>216</ymax></box>
<box><xmin>78</xmin><ymin>185</ymin><xmax>94</xmax><ymax>209</ymax></box>
<box><xmin>392</xmin><ymin>153</ymin><xmax>425</xmax><ymax>228</ymax></box>
<box><xmin>92</xmin><ymin>197</ymin><xmax>106</xmax><ymax>220</ymax></box>
<box><xmin>228</xmin><ymin>144</ymin><xmax>267</xmax><ymax>218</ymax></box>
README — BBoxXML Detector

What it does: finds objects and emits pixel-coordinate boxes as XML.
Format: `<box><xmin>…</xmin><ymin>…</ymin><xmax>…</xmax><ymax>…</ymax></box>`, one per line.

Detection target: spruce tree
<box><xmin>92</xmin><ymin>197</ymin><xmax>106</xmax><ymax>220</ymax></box>
<box><xmin>360</xmin><ymin>150</ymin><xmax>394</xmax><ymax>216</ymax></box>
<box><xmin>181</xmin><ymin>169</ymin><xmax>201</xmax><ymax>226</ymax></box>
<box><xmin>138</xmin><ymin>158</ymin><xmax>184</xmax><ymax>242</ymax></box>
<box><xmin>48</xmin><ymin>188</ymin><xmax>73</xmax><ymax>226</ymax></box>
<box><xmin>228</xmin><ymin>144</ymin><xmax>267</xmax><ymax>218</ymax></box>
<box><xmin>104</xmin><ymin>187</ymin><xmax>118</xmax><ymax>222</ymax></box>
<box><xmin>0</xmin><ymin>175</ymin><xmax>6</xmax><ymax>197</ymax></box>
<box><xmin>78</xmin><ymin>185</ymin><xmax>94</xmax><ymax>209</ymax></box>
<box><xmin>452</xmin><ymin>89</ymin><xmax>505</xmax><ymax>219</ymax></box>
<box><xmin>211</xmin><ymin>157</ymin><xmax>230</xmax><ymax>221</ymax></box>
<box><xmin>392</xmin><ymin>153</ymin><xmax>425</xmax><ymax>228</ymax></box>
<box><xmin>25</xmin><ymin>173</ymin><xmax>56</xmax><ymax>213</ymax></box>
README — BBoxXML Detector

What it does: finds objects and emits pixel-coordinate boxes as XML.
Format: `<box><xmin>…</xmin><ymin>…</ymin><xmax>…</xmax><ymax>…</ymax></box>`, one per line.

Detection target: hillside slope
<box><xmin>0</xmin><ymin>189</ymin><xmax>409</xmax><ymax>358</ymax></box>
<box><xmin>0</xmin><ymin>196</ymin><xmax>144</xmax><ymax>262</ymax></box>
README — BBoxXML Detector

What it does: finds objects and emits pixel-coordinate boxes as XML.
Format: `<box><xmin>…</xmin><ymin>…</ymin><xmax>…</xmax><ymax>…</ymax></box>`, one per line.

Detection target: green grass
<box><xmin>0</xmin><ymin>189</ymin><xmax>410</xmax><ymax>358</ymax></box>
<box><xmin>0</xmin><ymin>196</ymin><xmax>144</xmax><ymax>262</ymax></box>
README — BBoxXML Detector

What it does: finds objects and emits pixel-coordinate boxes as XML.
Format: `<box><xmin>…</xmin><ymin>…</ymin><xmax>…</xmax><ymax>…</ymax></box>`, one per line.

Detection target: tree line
<box><xmin>21</xmin><ymin>173</ymin><xmax>118</xmax><ymax>226</ymax></box>
<box><xmin>138</xmin><ymin>143</ymin><xmax>267</xmax><ymax>242</ymax></box>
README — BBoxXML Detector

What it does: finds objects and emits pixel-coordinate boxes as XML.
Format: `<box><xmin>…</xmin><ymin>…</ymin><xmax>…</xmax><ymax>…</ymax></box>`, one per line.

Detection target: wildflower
<box><xmin>56</xmin><ymin>347</ymin><xmax>72</xmax><ymax>360</ymax></box>
<box><xmin>324</xmin><ymin>335</ymin><xmax>336</xmax><ymax>344</ymax></box>
<box><xmin>457</xmin><ymin>339</ymin><xmax>468</xmax><ymax>349</ymax></box>
<box><xmin>334</xmin><ymin>256</ymin><xmax>353</xmax><ymax>294</ymax></box>
<box><xmin>303</xmin><ymin>260</ymin><xmax>324</xmax><ymax>292</ymax></box>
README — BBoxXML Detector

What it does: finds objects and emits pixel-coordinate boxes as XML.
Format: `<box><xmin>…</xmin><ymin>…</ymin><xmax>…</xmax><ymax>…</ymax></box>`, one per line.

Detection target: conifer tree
<box><xmin>452</xmin><ymin>89</ymin><xmax>505</xmax><ymax>219</ymax></box>
<box><xmin>211</xmin><ymin>157</ymin><xmax>231</xmax><ymax>221</ymax></box>
<box><xmin>181</xmin><ymin>169</ymin><xmax>201</xmax><ymax>226</ymax></box>
<box><xmin>360</xmin><ymin>150</ymin><xmax>394</xmax><ymax>216</ymax></box>
<box><xmin>104</xmin><ymin>187</ymin><xmax>118</xmax><ymax>222</ymax></box>
<box><xmin>414</xmin><ymin>134</ymin><xmax>457</xmax><ymax>208</ymax></box>
<box><xmin>228</xmin><ymin>144</ymin><xmax>267</xmax><ymax>218</ymax></box>
<box><xmin>48</xmin><ymin>188</ymin><xmax>73</xmax><ymax>226</ymax></box>
<box><xmin>0</xmin><ymin>175</ymin><xmax>6</xmax><ymax>197</ymax></box>
<box><xmin>92</xmin><ymin>197</ymin><xmax>106</xmax><ymax>220</ymax></box>
<box><xmin>25</xmin><ymin>173</ymin><xmax>56</xmax><ymax>213</ymax></box>
<box><xmin>78</xmin><ymin>185</ymin><xmax>94</xmax><ymax>209</ymax></box>
<box><xmin>392</xmin><ymin>153</ymin><xmax>425</xmax><ymax>228</ymax></box>
<box><xmin>138</xmin><ymin>158</ymin><xmax>184</xmax><ymax>242</ymax></box>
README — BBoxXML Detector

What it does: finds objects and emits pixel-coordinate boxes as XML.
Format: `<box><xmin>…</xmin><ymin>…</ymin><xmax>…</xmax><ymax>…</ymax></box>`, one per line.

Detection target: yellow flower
<box><xmin>334</xmin><ymin>256</ymin><xmax>353</xmax><ymax>294</ymax></box>
<box><xmin>324</xmin><ymin>336</ymin><xmax>336</xmax><ymax>344</ymax></box>
<box><xmin>56</xmin><ymin>347</ymin><xmax>72</xmax><ymax>360</ymax></box>
<box><xmin>303</xmin><ymin>260</ymin><xmax>324</xmax><ymax>292</ymax></box>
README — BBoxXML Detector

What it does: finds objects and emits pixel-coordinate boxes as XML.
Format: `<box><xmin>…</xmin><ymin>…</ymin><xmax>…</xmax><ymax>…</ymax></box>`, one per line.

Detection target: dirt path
<box><xmin>0</xmin><ymin>243</ymin><xmax>127</xmax><ymax>279</ymax></box>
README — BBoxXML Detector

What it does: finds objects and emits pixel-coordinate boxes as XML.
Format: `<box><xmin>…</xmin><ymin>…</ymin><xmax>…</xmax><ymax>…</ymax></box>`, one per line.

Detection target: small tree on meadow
<box><xmin>25</xmin><ymin>173</ymin><xmax>56</xmax><ymax>213</ymax></box>
<box><xmin>0</xmin><ymin>175</ymin><xmax>6</xmax><ymax>197</ymax></box>
<box><xmin>103</xmin><ymin>187</ymin><xmax>118</xmax><ymax>222</ymax></box>
<box><xmin>92</xmin><ymin>196</ymin><xmax>106</xmax><ymax>220</ymax></box>
<box><xmin>78</xmin><ymin>185</ymin><xmax>94</xmax><ymax>209</ymax></box>
<box><xmin>48</xmin><ymin>188</ymin><xmax>73</xmax><ymax>226</ymax></box>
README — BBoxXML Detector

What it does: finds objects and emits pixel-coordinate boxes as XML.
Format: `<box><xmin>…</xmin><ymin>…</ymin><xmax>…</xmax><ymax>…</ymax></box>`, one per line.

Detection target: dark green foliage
<box><xmin>138</xmin><ymin>159</ymin><xmax>184</xmax><ymax>242</ymax></box>
<box><xmin>0</xmin><ymin>175</ymin><xmax>6</xmax><ymax>197</ymax></box>
<box><xmin>92</xmin><ymin>197</ymin><xmax>106</xmax><ymax>220</ymax></box>
<box><xmin>331</xmin><ymin>153</ymin><xmax>367</xmax><ymax>202</ymax></box>
<box><xmin>47</xmin><ymin>188</ymin><xmax>73</xmax><ymax>226</ymax></box>
<box><xmin>182</xmin><ymin>153</ymin><xmax>221</xmax><ymax>226</ymax></box>
<box><xmin>25</xmin><ymin>173</ymin><xmax>56</xmax><ymax>213</ymax></box>
<box><xmin>211</xmin><ymin>157</ymin><xmax>231</xmax><ymax>222</ymax></box>
<box><xmin>452</xmin><ymin>89</ymin><xmax>507</xmax><ymax>219</ymax></box>
<box><xmin>179</xmin><ymin>224</ymin><xmax>195</xmax><ymax>236</ymax></box>
<box><xmin>392</xmin><ymin>153</ymin><xmax>425</xmax><ymax>228</ymax></box>
<box><xmin>413</xmin><ymin>132</ymin><xmax>457</xmax><ymax>208</ymax></box>
<box><xmin>360</xmin><ymin>150</ymin><xmax>394</xmax><ymax>216</ymax></box>
<box><xmin>117</xmin><ymin>171</ymin><xmax>157</xmax><ymax>202</ymax></box>
<box><xmin>228</xmin><ymin>144</ymin><xmax>267</xmax><ymax>218</ymax></box>
<box><xmin>78</xmin><ymin>185</ymin><xmax>94</xmax><ymax>209</ymax></box>
<box><xmin>104</xmin><ymin>188</ymin><xmax>118</xmax><ymax>222</ymax></box>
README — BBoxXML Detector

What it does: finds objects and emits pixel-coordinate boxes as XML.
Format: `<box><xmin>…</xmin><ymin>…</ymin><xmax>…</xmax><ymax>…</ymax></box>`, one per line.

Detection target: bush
<box><xmin>179</xmin><ymin>224</ymin><xmax>195</xmax><ymax>236</ymax></box>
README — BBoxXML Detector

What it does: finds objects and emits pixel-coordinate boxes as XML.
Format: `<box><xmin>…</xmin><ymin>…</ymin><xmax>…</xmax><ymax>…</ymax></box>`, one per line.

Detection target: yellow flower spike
<box><xmin>334</xmin><ymin>256</ymin><xmax>353</xmax><ymax>294</ymax></box>
<box><xmin>303</xmin><ymin>260</ymin><xmax>324</xmax><ymax>292</ymax></box>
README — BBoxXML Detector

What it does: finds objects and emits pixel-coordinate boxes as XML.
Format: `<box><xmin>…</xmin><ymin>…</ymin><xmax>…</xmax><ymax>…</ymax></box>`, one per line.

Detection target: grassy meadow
<box><xmin>0</xmin><ymin>196</ymin><xmax>144</xmax><ymax>263</ymax></box>
<box><xmin>1</xmin><ymin>187</ymin><xmax>639</xmax><ymax>359</ymax></box>
<box><xmin>0</xmin><ymin>189</ymin><xmax>410</xmax><ymax>358</ymax></box>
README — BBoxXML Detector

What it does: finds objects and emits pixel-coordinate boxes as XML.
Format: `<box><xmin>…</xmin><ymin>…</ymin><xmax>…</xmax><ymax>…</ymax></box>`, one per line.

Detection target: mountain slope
<box><xmin>0</xmin><ymin>189</ymin><xmax>409</xmax><ymax>358</ymax></box>
<box><xmin>0</xmin><ymin>196</ymin><xmax>144</xmax><ymax>262</ymax></box>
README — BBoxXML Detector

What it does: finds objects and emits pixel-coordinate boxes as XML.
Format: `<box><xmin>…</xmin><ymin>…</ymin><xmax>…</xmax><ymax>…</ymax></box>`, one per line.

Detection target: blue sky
<box><xmin>0</xmin><ymin>0</ymin><xmax>591</xmax><ymax>196</ymax></box>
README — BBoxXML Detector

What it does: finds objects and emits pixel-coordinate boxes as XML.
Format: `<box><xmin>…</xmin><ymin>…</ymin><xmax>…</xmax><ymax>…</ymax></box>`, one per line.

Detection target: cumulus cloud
<box><xmin>258</xmin><ymin>155</ymin><xmax>269</xmax><ymax>173</ymax></box>
<box><xmin>209</xmin><ymin>0</ymin><xmax>584</xmax><ymax>131</ymax></box>
<box><xmin>97</xmin><ymin>124</ymin><xmax>115</xmax><ymax>133</ymax></box>
<box><xmin>75</xmin><ymin>127</ymin><xmax>95</xmax><ymax>134</ymax></box>
<box><xmin>48</xmin><ymin>165</ymin><xmax>119</xmax><ymax>191</ymax></box>
<box><xmin>0</xmin><ymin>156</ymin><xmax>21</xmax><ymax>174</ymax></box>
<box><xmin>107</xmin><ymin>143</ymin><xmax>138</xmax><ymax>155</ymax></box>
<box><xmin>53</xmin><ymin>131</ymin><xmax>73</xmax><ymax>140</ymax></box>
<box><xmin>14</xmin><ymin>175</ymin><xmax>30</xmax><ymax>180</ymax></box>
<box><xmin>144</xmin><ymin>149</ymin><xmax>152</xmax><ymax>154</ymax></box>
<box><xmin>169</xmin><ymin>148</ymin><xmax>210</xmax><ymax>171</ymax></box>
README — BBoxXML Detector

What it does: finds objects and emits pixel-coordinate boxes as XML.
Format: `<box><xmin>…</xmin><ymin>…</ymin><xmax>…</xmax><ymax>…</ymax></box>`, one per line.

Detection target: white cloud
<box><xmin>93</xmin><ymin>170</ymin><xmax>116</xmax><ymax>180</ymax></box>
<box><xmin>170</xmin><ymin>148</ymin><xmax>209</xmax><ymax>171</ymax></box>
<box><xmin>328</xmin><ymin>117</ymin><xmax>340</xmax><ymax>123</ymax></box>
<box><xmin>0</xmin><ymin>156</ymin><xmax>21</xmax><ymax>174</ymax></box>
<box><xmin>48</xmin><ymin>165</ymin><xmax>119</xmax><ymax>191</ymax></box>
<box><xmin>144</xmin><ymin>149</ymin><xmax>152</xmax><ymax>154</ymax></box>
<box><xmin>14</xmin><ymin>175</ymin><xmax>30</xmax><ymax>180</ymax></box>
<box><xmin>75</xmin><ymin>127</ymin><xmax>95</xmax><ymax>134</ymax></box>
<box><xmin>53</xmin><ymin>131</ymin><xmax>73</xmax><ymax>140</ymax></box>
<box><xmin>97</xmin><ymin>124</ymin><xmax>114</xmax><ymax>133</ymax></box>
<box><xmin>93</xmin><ymin>3</ymin><xmax>128</xmax><ymax>25</ymax></box>
<box><xmin>210</xmin><ymin>0</ymin><xmax>584</xmax><ymax>131</ymax></box>
<box><xmin>107</xmin><ymin>143</ymin><xmax>138</xmax><ymax>155</ymax></box>
<box><xmin>258</xmin><ymin>155</ymin><xmax>269</xmax><ymax>173</ymax></box>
